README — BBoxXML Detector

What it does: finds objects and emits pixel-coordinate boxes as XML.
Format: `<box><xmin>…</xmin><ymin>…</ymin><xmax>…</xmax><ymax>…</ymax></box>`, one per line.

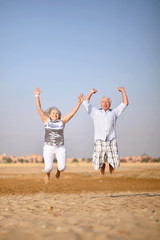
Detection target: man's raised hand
<box><xmin>118</xmin><ymin>87</ymin><xmax>125</xmax><ymax>92</ymax></box>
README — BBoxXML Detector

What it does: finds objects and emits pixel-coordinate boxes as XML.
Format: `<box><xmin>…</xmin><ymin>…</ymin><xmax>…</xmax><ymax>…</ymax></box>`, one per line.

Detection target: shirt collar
<box><xmin>99</xmin><ymin>108</ymin><xmax>112</xmax><ymax>113</ymax></box>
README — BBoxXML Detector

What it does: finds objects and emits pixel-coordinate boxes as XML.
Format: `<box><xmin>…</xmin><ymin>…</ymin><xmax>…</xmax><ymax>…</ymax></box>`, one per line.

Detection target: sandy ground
<box><xmin>0</xmin><ymin>163</ymin><xmax>160</xmax><ymax>240</ymax></box>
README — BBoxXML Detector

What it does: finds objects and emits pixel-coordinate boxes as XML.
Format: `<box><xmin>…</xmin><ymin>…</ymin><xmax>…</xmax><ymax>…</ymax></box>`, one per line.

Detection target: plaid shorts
<box><xmin>92</xmin><ymin>139</ymin><xmax>120</xmax><ymax>170</ymax></box>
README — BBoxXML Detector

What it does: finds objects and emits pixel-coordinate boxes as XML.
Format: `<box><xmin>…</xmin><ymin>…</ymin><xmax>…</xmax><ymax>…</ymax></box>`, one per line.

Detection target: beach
<box><xmin>0</xmin><ymin>163</ymin><xmax>160</xmax><ymax>240</ymax></box>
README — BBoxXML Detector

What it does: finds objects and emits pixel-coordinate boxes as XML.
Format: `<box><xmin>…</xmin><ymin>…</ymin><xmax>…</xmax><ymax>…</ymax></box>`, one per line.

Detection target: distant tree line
<box><xmin>120</xmin><ymin>157</ymin><xmax>160</xmax><ymax>163</ymax></box>
<box><xmin>1</xmin><ymin>156</ymin><xmax>160</xmax><ymax>164</ymax></box>
<box><xmin>2</xmin><ymin>157</ymin><xmax>44</xmax><ymax>163</ymax></box>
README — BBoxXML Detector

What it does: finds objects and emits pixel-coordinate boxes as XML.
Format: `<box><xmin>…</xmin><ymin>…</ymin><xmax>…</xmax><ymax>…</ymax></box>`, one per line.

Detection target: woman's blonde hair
<box><xmin>45</xmin><ymin>107</ymin><xmax>61</xmax><ymax>119</ymax></box>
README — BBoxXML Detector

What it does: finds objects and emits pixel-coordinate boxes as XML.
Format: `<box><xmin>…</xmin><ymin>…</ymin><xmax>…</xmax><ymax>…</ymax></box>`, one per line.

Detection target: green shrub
<box><xmin>72</xmin><ymin>158</ymin><xmax>78</xmax><ymax>163</ymax></box>
<box><xmin>87</xmin><ymin>158</ymin><xmax>92</xmax><ymax>162</ymax></box>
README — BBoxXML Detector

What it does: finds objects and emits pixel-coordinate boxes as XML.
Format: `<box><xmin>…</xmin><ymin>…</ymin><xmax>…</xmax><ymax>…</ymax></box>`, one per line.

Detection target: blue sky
<box><xmin>0</xmin><ymin>0</ymin><xmax>160</xmax><ymax>158</ymax></box>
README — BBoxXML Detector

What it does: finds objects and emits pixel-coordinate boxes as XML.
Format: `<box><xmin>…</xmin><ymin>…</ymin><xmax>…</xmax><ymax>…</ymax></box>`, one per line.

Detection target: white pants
<box><xmin>43</xmin><ymin>144</ymin><xmax>67</xmax><ymax>173</ymax></box>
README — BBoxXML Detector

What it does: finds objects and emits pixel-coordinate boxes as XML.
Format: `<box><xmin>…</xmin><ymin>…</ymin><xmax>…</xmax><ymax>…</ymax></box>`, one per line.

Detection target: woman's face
<box><xmin>49</xmin><ymin>109</ymin><xmax>60</xmax><ymax>120</ymax></box>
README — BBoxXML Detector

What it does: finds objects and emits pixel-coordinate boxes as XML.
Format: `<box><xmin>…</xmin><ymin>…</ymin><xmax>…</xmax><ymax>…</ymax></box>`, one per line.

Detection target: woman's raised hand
<box><xmin>91</xmin><ymin>88</ymin><xmax>97</xmax><ymax>94</ymax></box>
<box><xmin>78</xmin><ymin>93</ymin><xmax>84</xmax><ymax>104</ymax></box>
<box><xmin>33</xmin><ymin>87</ymin><xmax>40</xmax><ymax>96</ymax></box>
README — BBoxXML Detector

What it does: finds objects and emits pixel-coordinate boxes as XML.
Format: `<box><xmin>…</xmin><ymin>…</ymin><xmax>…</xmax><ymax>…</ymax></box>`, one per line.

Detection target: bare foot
<box><xmin>100</xmin><ymin>163</ymin><xmax>106</xmax><ymax>176</ymax></box>
<box><xmin>55</xmin><ymin>169</ymin><xmax>60</xmax><ymax>179</ymax></box>
<box><xmin>109</xmin><ymin>164</ymin><xmax>114</xmax><ymax>174</ymax></box>
<box><xmin>44</xmin><ymin>172</ymin><xmax>50</xmax><ymax>184</ymax></box>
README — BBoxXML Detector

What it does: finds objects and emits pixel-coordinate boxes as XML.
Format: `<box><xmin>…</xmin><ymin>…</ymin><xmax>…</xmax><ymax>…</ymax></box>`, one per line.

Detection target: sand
<box><xmin>0</xmin><ymin>163</ymin><xmax>160</xmax><ymax>240</ymax></box>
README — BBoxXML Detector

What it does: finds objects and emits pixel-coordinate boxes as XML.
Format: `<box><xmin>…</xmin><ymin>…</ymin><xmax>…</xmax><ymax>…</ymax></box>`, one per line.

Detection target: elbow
<box><xmin>123</xmin><ymin>101</ymin><xmax>129</xmax><ymax>106</ymax></box>
<box><xmin>124</xmin><ymin>98</ymin><xmax>129</xmax><ymax>106</ymax></box>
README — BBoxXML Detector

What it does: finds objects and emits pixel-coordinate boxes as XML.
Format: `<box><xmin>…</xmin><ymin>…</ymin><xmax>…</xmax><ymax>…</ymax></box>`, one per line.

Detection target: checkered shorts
<box><xmin>92</xmin><ymin>139</ymin><xmax>120</xmax><ymax>170</ymax></box>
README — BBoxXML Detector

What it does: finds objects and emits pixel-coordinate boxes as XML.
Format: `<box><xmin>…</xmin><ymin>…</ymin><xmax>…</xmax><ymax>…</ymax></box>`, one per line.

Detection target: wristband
<box><xmin>90</xmin><ymin>90</ymin><xmax>94</xmax><ymax>93</ymax></box>
<box><xmin>35</xmin><ymin>95</ymin><xmax>39</xmax><ymax>97</ymax></box>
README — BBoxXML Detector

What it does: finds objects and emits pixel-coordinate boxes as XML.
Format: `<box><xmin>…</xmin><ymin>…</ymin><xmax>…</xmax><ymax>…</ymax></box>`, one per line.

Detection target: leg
<box><xmin>55</xmin><ymin>169</ymin><xmax>60</xmax><ymax>179</ymax></box>
<box><xmin>92</xmin><ymin>140</ymin><xmax>102</xmax><ymax>170</ymax></box>
<box><xmin>43</xmin><ymin>145</ymin><xmax>54</xmax><ymax>184</ymax></box>
<box><xmin>100</xmin><ymin>162</ymin><xmax>106</xmax><ymax>176</ymax></box>
<box><xmin>44</xmin><ymin>172</ymin><xmax>50</xmax><ymax>184</ymax></box>
<box><xmin>106</xmin><ymin>139</ymin><xmax>120</xmax><ymax>174</ymax></box>
<box><xmin>92</xmin><ymin>140</ymin><xmax>106</xmax><ymax>176</ymax></box>
<box><xmin>109</xmin><ymin>163</ymin><xmax>114</xmax><ymax>174</ymax></box>
<box><xmin>100</xmin><ymin>142</ymin><xmax>107</xmax><ymax>176</ymax></box>
<box><xmin>55</xmin><ymin>146</ymin><xmax>67</xmax><ymax>179</ymax></box>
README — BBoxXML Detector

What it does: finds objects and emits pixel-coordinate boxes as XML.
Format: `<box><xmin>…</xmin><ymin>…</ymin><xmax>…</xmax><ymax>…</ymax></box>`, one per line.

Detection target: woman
<box><xmin>33</xmin><ymin>87</ymin><xmax>84</xmax><ymax>184</ymax></box>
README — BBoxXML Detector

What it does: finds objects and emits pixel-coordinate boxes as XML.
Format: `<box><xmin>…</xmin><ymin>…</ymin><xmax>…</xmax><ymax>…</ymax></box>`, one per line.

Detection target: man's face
<box><xmin>101</xmin><ymin>98</ymin><xmax>111</xmax><ymax>112</ymax></box>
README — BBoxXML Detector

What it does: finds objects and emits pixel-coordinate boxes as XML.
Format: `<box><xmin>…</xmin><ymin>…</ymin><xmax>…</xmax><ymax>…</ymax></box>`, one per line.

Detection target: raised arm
<box><xmin>33</xmin><ymin>87</ymin><xmax>48</xmax><ymax>124</ymax></box>
<box><xmin>118</xmin><ymin>87</ymin><xmax>129</xmax><ymax>106</ymax></box>
<box><xmin>84</xmin><ymin>88</ymin><xmax>97</xmax><ymax>101</ymax></box>
<box><xmin>61</xmin><ymin>94</ymin><xmax>84</xmax><ymax>124</ymax></box>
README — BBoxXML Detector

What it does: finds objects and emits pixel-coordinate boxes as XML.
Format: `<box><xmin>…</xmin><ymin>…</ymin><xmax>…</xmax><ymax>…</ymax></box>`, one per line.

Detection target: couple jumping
<box><xmin>33</xmin><ymin>87</ymin><xmax>128</xmax><ymax>184</ymax></box>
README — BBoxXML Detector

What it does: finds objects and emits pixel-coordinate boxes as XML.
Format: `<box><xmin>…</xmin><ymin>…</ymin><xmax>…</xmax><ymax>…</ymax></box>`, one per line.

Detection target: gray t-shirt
<box><xmin>44</xmin><ymin>118</ymin><xmax>64</xmax><ymax>147</ymax></box>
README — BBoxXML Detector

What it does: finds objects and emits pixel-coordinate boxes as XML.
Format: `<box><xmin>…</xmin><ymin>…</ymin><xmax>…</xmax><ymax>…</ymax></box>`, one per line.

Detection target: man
<box><xmin>83</xmin><ymin>87</ymin><xmax>128</xmax><ymax>176</ymax></box>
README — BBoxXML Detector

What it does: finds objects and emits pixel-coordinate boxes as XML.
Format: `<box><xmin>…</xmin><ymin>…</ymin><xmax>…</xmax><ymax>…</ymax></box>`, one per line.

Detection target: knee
<box><xmin>44</xmin><ymin>166</ymin><xmax>53</xmax><ymax>173</ymax></box>
<box><xmin>58</xmin><ymin>164</ymin><xmax>66</xmax><ymax>172</ymax></box>
<box><xmin>92</xmin><ymin>156</ymin><xmax>101</xmax><ymax>170</ymax></box>
<box><xmin>92</xmin><ymin>164</ymin><xmax>100</xmax><ymax>170</ymax></box>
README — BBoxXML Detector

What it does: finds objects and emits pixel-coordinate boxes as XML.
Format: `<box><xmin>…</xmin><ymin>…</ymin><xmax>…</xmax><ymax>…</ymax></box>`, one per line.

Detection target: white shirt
<box><xmin>83</xmin><ymin>101</ymin><xmax>127</xmax><ymax>141</ymax></box>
